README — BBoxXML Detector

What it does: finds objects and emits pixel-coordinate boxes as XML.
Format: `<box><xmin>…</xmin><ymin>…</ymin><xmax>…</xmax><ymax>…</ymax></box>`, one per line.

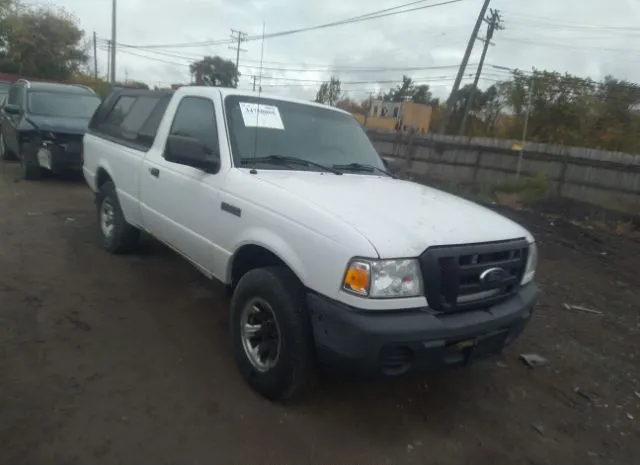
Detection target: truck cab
<box><xmin>82</xmin><ymin>86</ymin><xmax>538</xmax><ymax>400</ymax></box>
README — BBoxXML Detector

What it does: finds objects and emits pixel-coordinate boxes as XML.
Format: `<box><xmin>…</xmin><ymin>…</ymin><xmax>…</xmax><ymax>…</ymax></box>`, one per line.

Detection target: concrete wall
<box><xmin>353</xmin><ymin>114</ymin><xmax>397</xmax><ymax>131</ymax></box>
<box><xmin>368</xmin><ymin>130</ymin><xmax>640</xmax><ymax>213</ymax></box>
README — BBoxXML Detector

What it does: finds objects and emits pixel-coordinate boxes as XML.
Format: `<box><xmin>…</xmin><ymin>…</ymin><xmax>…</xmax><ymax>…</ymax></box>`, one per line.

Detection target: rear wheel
<box><xmin>230</xmin><ymin>266</ymin><xmax>315</xmax><ymax>401</ymax></box>
<box><xmin>96</xmin><ymin>181</ymin><xmax>139</xmax><ymax>254</ymax></box>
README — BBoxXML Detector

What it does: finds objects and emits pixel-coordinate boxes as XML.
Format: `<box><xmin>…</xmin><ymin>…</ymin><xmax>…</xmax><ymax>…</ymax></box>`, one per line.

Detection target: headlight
<box><xmin>521</xmin><ymin>242</ymin><xmax>537</xmax><ymax>285</ymax></box>
<box><xmin>342</xmin><ymin>258</ymin><xmax>422</xmax><ymax>298</ymax></box>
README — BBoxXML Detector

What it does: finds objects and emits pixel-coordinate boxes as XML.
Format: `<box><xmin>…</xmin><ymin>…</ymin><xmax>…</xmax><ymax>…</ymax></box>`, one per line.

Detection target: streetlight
<box><xmin>491</xmin><ymin>65</ymin><xmax>535</xmax><ymax>179</ymax></box>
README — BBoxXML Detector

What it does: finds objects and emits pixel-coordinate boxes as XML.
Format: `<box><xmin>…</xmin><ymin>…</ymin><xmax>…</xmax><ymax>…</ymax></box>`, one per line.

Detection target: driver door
<box><xmin>140</xmin><ymin>95</ymin><xmax>226</xmax><ymax>274</ymax></box>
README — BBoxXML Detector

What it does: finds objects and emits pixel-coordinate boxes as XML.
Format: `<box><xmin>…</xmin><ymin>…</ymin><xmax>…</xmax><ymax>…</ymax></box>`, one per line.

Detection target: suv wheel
<box><xmin>230</xmin><ymin>266</ymin><xmax>315</xmax><ymax>400</ymax></box>
<box><xmin>96</xmin><ymin>181</ymin><xmax>140</xmax><ymax>253</ymax></box>
<box><xmin>19</xmin><ymin>143</ymin><xmax>43</xmax><ymax>180</ymax></box>
<box><xmin>0</xmin><ymin>132</ymin><xmax>15</xmax><ymax>161</ymax></box>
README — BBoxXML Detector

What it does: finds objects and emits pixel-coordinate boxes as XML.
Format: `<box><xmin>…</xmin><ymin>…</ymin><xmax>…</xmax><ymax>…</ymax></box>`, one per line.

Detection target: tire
<box><xmin>96</xmin><ymin>181</ymin><xmax>140</xmax><ymax>254</ymax></box>
<box><xmin>19</xmin><ymin>142</ymin><xmax>43</xmax><ymax>180</ymax></box>
<box><xmin>0</xmin><ymin>132</ymin><xmax>15</xmax><ymax>161</ymax></box>
<box><xmin>230</xmin><ymin>266</ymin><xmax>315</xmax><ymax>401</ymax></box>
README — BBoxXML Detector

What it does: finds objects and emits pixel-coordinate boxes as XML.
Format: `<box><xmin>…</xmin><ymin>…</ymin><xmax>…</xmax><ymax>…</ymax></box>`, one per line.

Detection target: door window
<box><xmin>169</xmin><ymin>97</ymin><xmax>219</xmax><ymax>155</ymax></box>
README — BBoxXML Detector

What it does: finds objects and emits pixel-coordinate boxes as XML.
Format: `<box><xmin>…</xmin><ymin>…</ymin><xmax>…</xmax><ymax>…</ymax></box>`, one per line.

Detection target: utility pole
<box><xmin>110</xmin><ymin>0</ymin><xmax>117</xmax><ymax>84</ymax></box>
<box><xmin>459</xmin><ymin>8</ymin><xmax>504</xmax><ymax>135</ymax></box>
<box><xmin>363</xmin><ymin>92</ymin><xmax>373</xmax><ymax>127</ymax></box>
<box><xmin>229</xmin><ymin>29</ymin><xmax>248</xmax><ymax>69</ymax></box>
<box><xmin>106</xmin><ymin>40</ymin><xmax>111</xmax><ymax>83</ymax></box>
<box><xmin>93</xmin><ymin>31</ymin><xmax>98</xmax><ymax>78</ymax></box>
<box><xmin>516</xmin><ymin>70</ymin><xmax>535</xmax><ymax>179</ymax></box>
<box><xmin>438</xmin><ymin>0</ymin><xmax>491</xmax><ymax>135</ymax></box>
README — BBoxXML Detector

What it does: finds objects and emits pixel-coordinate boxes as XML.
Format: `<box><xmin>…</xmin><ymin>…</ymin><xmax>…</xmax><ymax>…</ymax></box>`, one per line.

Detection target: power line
<box><xmin>501</xmin><ymin>10</ymin><xmax>638</xmax><ymax>31</ymax></box>
<box><xmin>99</xmin><ymin>36</ymin><xmax>471</xmax><ymax>72</ymax></box>
<box><xmin>101</xmin><ymin>41</ymin><xmax>476</xmax><ymax>74</ymax></box>
<box><xmin>110</xmin><ymin>0</ymin><xmax>464</xmax><ymax>49</ymax></box>
<box><xmin>499</xmin><ymin>36</ymin><xmax>640</xmax><ymax>54</ymax></box>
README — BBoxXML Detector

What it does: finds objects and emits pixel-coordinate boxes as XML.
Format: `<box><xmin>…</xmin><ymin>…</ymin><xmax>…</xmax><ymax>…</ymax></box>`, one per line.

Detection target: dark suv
<box><xmin>0</xmin><ymin>79</ymin><xmax>101</xmax><ymax>179</ymax></box>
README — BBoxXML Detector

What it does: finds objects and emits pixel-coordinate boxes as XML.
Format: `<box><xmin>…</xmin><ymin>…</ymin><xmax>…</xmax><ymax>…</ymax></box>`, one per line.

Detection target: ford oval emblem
<box><xmin>480</xmin><ymin>267</ymin><xmax>506</xmax><ymax>284</ymax></box>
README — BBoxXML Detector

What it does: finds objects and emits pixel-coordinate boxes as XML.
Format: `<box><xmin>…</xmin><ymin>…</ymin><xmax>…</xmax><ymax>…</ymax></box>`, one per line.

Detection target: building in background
<box><xmin>353</xmin><ymin>99</ymin><xmax>433</xmax><ymax>133</ymax></box>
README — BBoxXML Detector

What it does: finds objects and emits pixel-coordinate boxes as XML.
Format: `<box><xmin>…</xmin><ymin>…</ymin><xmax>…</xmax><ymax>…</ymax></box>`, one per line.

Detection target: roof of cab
<box><xmin>174</xmin><ymin>86</ymin><xmax>352</xmax><ymax>116</ymax></box>
<box><xmin>23</xmin><ymin>81</ymin><xmax>97</xmax><ymax>95</ymax></box>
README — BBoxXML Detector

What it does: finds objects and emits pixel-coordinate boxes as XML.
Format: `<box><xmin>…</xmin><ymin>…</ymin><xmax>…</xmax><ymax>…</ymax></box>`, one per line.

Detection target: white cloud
<box><xmin>39</xmin><ymin>0</ymin><xmax>640</xmax><ymax>100</ymax></box>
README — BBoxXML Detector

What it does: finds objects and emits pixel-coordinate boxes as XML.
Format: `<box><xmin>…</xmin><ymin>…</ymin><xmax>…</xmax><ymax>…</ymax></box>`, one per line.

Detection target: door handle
<box><xmin>149</xmin><ymin>167</ymin><xmax>160</xmax><ymax>178</ymax></box>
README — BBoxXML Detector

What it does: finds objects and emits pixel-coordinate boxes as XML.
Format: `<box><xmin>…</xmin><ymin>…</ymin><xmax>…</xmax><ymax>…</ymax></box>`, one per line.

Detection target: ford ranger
<box><xmin>82</xmin><ymin>86</ymin><xmax>539</xmax><ymax>400</ymax></box>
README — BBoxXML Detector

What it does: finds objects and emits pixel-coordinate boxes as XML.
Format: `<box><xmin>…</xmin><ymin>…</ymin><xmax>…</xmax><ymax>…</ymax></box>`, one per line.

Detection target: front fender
<box><xmin>226</xmin><ymin>227</ymin><xmax>308</xmax><ymax>286</ymax></box>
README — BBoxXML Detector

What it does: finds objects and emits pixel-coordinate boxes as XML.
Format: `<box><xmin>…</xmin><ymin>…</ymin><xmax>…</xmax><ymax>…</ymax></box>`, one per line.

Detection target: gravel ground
<box><xmin>1</xmin><ymin>161</ymin><xmax>639</xmax><ymax>465</ymax></box>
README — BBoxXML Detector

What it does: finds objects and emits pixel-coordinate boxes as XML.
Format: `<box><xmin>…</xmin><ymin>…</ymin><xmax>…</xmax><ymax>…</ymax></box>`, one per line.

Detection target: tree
<box><xmin>383</xmin><ymin>77</ymin><xmax>438</xmax><ymax>106</ymax></box>
<box><xmin>115</xmin><ymin>80</ymin><xmax>149</xmax><ymax>90</ymax></box>
<box><xmin>315</xmin><ymin>77</ymin><xmax>342</xmax><ymax>106</ymax></box>
<box><xmin>476</xmin><ymin>82</ymin><xmax>509</xmax><ymax>134</ymax></box>
<box><xmin>335</xmin><ymin>97</ymin><xmax>365</xmax><ymax>114</ymax></box>
<box><xmin>70</xmin><ymin>73</ymin><xmax>110</xmax><ymax>97</ymax></box>
<box><xmin>0</xmin><ymin>2</ymin><xmax>89</xmax><ymax>81</ymax></box>
<box><xmin>412</xmin><ymin>84</ymin><xmax>439</xmax><ymax>106</ymax></box>
<box><xmin>190</xmin><ymin>56</ymin><xmax>240</xmax><ymax>88</ymax></box>
<box><xmin>384</xmin><ymin>75</ymin><xmax>414</xmax><ymax>102</ymax></box>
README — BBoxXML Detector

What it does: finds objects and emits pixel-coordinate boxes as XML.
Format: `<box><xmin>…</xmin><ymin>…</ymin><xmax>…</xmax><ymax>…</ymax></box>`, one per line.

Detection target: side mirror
<box><xmin>381</xmin><ymin>156</ymin><xmax>398</xmax><ymax>173</ymax></box>
<box><xmin>165</xmin><ymin>135</ymin><xmax>219</xmax><ymax>173</ymax></box>
<box><xmin>4</xmin><ymin>103</ymin><xmax>20</xmax><ymax>115</ymax></box>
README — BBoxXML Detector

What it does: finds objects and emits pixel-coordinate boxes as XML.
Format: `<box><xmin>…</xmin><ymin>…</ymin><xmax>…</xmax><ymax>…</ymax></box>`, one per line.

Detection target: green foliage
<box><xmin>0</xmin><ymin>2</ymin><xmax>88</xmax><ymax>81</ymax></box>
<box><xmin>190</xmin><ymin>56</ymin><xmax>240</xmax><ymax>88</ymax></box>
<box><xmin>382</xmin><ymin>75</ymin><xmax>439</xmax><ymax>105</ymax></box>
<box><xmin>493</xmin><ymin>173</ymin><xmax>549</xmax><ymax>202</ymax></box>
<box><xmin>315</xmin><ymin>77</ymin><xmax>342</xmax><ymax>106</ymax></box>
<box><xmin>70</xmin><ymin>73</ymin><xmax>110</xmax><ymax>97</ymax></box>
<box><xmin>116</xmin><ymin>80</ymin><xmax>149</xmax><ymax>90</ymax></box>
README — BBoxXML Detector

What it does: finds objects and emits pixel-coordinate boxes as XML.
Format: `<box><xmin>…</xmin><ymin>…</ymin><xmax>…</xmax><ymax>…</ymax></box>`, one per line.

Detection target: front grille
<box><xmin>54</xmin><ymin>133</ymin><xmax>83</xmax><ymax>154</ymax></box>
<box><xmin>419</xmin><ymin>239</ymin><xmax>529</xmax><ymax>313</ymax></box>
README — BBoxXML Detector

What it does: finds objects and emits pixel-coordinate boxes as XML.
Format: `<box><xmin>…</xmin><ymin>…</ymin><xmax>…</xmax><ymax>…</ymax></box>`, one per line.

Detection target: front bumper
<box><xmin>36</xmin><ymin>144</ymin><xmax>82</xmax><ymax>172</ymax></box>
<box><xmin>308</xmin><ymin>283</ymin><xmax>538</xmax><ymax>378</ymax></box>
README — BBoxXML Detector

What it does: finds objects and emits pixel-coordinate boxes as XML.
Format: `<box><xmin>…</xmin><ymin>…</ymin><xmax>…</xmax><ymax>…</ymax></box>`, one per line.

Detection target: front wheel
<box><xmin>19</xmin><ymin>142</ymin><xmax>43</xmax><ymax>180</ymax></box>
<box><xmin>0</xmin><ymin>132</ymin><xmax>15</xmax><ymax>161</ymax></box>
<box><xmin>96</xmin><ymin>181</ymin><xmax>140</xmax><ymax>254</ymax></box>
<box><xmin>230</xmin><ymin>266</ymin><xmax>315</xmax><ymax>400</ymax></box>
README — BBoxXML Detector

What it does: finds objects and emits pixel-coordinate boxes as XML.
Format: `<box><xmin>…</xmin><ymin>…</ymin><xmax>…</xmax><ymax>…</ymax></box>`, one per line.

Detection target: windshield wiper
<box><xmin>241</xmin><ymin>155</ymin><xmax>342</xmax><ymax>175</ymax></box>
<box><xmin>332</xmin><ymin>162</ymin><xmax>396</xmax><ymax>178</ymax></box>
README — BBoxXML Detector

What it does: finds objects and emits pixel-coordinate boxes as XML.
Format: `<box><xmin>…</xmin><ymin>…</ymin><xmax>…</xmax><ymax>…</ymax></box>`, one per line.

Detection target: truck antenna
<box><xmin>252</xmin><ymin>21</ymin><xmax>266</xmax><ymax>159</ymax></box>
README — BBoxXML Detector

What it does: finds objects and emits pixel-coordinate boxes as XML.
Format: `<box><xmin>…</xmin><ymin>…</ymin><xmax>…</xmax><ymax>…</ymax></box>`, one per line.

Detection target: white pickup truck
<box><xmin>82</xmin><ymin>86</ymin><xmax>538</xmax><ymax>400</ymax></box>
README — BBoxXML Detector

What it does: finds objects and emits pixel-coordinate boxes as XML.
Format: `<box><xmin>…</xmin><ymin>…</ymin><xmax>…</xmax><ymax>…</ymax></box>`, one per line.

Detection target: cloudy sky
<box><xmin>34</xmin><ymin>0</ymin><xmax>640</xmax><ymax>101</ymax></box>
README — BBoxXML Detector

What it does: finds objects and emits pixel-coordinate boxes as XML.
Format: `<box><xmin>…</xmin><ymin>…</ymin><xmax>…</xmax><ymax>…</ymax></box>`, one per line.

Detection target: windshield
<box><xmin>224</xmin><ymin>95</ymin><xmax>384</xmax><ymax>171</ymax></box>
<box><xmin>28</xmin><ymin>91</ymin><xmax>101</xmax><ymax>119</ymax></box>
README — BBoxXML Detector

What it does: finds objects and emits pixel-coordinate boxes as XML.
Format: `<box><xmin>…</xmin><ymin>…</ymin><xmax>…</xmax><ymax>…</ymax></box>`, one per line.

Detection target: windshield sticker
<box><xmin>239</xmin><ymin>102</ymin><xmax>285</xmax><ymax>130</ymax></box>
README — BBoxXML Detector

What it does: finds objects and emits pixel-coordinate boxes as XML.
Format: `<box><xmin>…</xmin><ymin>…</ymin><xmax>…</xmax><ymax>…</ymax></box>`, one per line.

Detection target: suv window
<box><xmin>94</xmin><ymin>93</ymin><xmax>166</xmax><ymax>150</ymax></box>
<box><xmin>27</xmin><ymin>91</ymin><xmax>100</xmax><ymax>118</ymax></box>
<box><xmin>169</xmin><ymin>97</ymin><xmax>218</xmax><ymax>154</ymax></box>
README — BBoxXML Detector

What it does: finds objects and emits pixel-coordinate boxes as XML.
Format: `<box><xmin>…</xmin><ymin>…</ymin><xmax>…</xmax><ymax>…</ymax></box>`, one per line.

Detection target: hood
<box><xmin>251</xmin><ymin>171</ymin><xmax>533</xmax><ymax>258</ymax></box>
<box><xmin>24</xmin><ymin>115</ymin><xmax>90</xmax><ymax>135</ymax></box>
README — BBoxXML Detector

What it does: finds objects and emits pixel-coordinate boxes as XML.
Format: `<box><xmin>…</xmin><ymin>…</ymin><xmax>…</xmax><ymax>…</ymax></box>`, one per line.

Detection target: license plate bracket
<box><xmin>464</xmin><ymin>330</ymin><xmax>509</xmax><ymax>364</ymax></box>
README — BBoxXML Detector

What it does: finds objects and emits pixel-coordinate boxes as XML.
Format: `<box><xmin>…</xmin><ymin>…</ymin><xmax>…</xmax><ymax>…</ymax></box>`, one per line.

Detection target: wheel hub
<box><xmin>100</xmin><ymin>199</ymin><xmax>116</xmax><ymax>238</ymax></box>
<box><xmin>240</xmin><ymin>297</ymin><xmax>281</xmax><ymax>372</ymax></box>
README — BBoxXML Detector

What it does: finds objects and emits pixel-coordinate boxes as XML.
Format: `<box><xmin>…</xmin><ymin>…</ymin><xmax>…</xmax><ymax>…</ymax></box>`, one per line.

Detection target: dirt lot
<box><xmin>1</xmin><ymin>161</ymin><xmax>639</xmax><ymax>465</ymax></box>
